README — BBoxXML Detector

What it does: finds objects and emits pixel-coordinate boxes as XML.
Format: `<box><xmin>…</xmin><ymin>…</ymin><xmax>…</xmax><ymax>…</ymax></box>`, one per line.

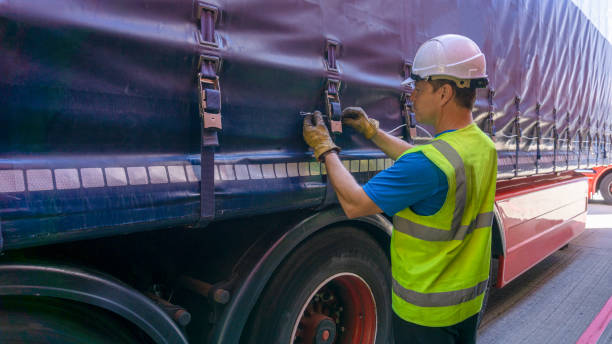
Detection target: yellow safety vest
<box><xmin>391</xmin><ymin>123</ymin><xmax>497</xmax><ymax>327</ymax></box>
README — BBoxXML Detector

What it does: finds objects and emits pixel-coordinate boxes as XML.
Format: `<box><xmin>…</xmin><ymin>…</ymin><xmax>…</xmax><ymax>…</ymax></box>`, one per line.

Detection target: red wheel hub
<box><xmin>292</xmin><ymin>273</ymin><xmax>377</xmax><ymax>344</ymax></box>
<box><xmin>300</xmin><ymin>313</ymin><xmax>336</xmax><ymax>344</ymax></box>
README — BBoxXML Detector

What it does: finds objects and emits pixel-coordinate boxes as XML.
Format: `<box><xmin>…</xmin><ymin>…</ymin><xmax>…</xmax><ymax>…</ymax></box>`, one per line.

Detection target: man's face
<box><xmin>410</xmin><ymin>80</ymin><xmax>439</xmax><ymax>125</ymax></box>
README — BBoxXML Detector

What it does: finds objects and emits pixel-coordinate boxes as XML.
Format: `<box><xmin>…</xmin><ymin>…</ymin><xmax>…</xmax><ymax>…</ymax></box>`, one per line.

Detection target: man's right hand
<box><xmin>303</xmin><ymin>111</ymin><xmax>340</xmax><ymax>161</ymax></box>
<box><xmin>342</xmin><ymin>107</ymin><xmax>380</xmax><ymax>139</ymax></box>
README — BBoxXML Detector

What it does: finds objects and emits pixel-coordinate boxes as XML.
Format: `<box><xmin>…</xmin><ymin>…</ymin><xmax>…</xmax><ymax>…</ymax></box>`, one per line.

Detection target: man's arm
<box><xmin>370</xmin><ymin>129</ymin><xmax>413</xmax><ymax>161</ymax></box>
<box><xmin>341</xmin><ymin>107</ymin><xmax>413</xmax><ymax>160</ymax></box>
<box><xmin>323</xmin><ymin>152</ymin><xmax>382</xmax><ymax>219</ymax></box>
<box><xmin>302</xmin><ymin>111</ymin><xmax>380</xmax><ymax>218</ymax></box>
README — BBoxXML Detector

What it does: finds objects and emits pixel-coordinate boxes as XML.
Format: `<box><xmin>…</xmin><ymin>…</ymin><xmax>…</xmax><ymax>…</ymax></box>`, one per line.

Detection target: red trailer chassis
<box><xmin>494</xmin><ymin>172</ymin><xmax>588</xmax><ymax>288</ymax></box>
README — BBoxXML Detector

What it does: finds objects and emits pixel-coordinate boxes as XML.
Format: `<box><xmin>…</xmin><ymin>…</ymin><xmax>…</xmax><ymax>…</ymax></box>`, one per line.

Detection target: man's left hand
<box><xmin>342</xmin><ymin>107</ymin><xmax>379</xmax><ymax>139</ymax></box>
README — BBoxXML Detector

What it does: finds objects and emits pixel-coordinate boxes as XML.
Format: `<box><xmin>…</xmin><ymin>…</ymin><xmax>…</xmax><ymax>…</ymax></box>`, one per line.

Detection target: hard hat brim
<box><xmin>400</xmin><ymin>77</ymin><xmax>416</xmax><ymax>87</ymax></box>
<box><xmin>401</xmin><ymin>74</ymin><xmax>489</xmax><ymax>89</ymax></box>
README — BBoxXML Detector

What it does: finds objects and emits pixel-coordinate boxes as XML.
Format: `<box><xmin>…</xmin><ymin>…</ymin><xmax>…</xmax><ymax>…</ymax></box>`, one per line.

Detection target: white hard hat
<box><xmin>401</xmin><ymin>34</ymin><xmax>488</xmax><ymax>89</ymax></box>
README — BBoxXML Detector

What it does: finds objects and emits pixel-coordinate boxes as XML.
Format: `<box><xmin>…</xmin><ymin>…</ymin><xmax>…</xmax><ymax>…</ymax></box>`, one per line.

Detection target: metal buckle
<box><xmin>401</xmin><ymin>93</ymin><xmax>416</xmax><ymax>141</ymax></box>
<box><xmin>325</xmin><ymin>79</ymin><xmax>342</xmax><ymax>134</ymax></box>
<box><xmin>330</xmin><ymin>120</ymin><xmax>342</xmax><ymax>133</ymax></box>
<box><xmin>195</xmin><ymin>2</ymin><xmax>219</xmax><ymax>47</ymax></box>
<box><xmin>202</xmin><ymin>112</ymin><xmax>222</xmax><ymax>129</ymax></box>
<box><xmin>198</xmin><ymin>73</ymin><xmax>222</xmax><ymax>130</ymax></box>
<box><xmin>325</xmin><ymin>39</ymin><xmax>340</xmax><ymax>73</ymax></box>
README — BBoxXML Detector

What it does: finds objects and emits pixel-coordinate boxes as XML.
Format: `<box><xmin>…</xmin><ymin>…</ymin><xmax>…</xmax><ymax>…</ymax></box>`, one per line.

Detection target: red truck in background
<box><xmin>0</xmin><ymin>0</ymin><xmax>609</xmax><ymax>343</ymax></box>
<box><xmin>579</xmin><ymin>166</ymin><xmax>612</xmax><ymax>203</ymax></box>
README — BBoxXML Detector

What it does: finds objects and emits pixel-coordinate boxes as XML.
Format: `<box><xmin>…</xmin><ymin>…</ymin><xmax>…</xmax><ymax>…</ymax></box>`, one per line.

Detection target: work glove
<box><xmin>342</xmin><ymin>107</ymin><xmax>379</xmax><ymax>139</ymax></box>
<box><xmin>303</xmin><ymin>111</ymin><xmax>341</xmax><ymax>161</ymax></box>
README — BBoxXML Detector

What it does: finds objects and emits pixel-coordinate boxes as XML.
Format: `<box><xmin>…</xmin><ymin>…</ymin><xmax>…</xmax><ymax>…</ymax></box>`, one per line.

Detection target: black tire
<box><xmin>0</xmin><ymin>295</ymin><xmax>152</xmax><ymax>344</ymax></box>
<box><xmin>477</xmin><ymin>256</ymin><xmax>498</xmax><ymax>329</ymax></box>
<box><xmin>599</xmin><ymin>173</ymin><xmax>612</xmax><ymax>204</ymax></box>
<box><xmin>242</xmin><ymin>226</ymin><xmax>392</xmax><ymax>344</ymax></box>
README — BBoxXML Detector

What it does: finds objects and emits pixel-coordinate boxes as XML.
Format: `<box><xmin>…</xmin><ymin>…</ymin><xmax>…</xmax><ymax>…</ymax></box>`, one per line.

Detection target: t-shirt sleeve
<box><xmin>362</xmin><ymin>151</ymin><xmax>447</xmax><ymax>216</ymax></box>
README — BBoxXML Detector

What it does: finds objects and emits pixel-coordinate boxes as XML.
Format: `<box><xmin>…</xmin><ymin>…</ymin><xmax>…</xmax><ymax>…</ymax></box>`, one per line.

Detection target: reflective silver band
<box><xmin>430</xmin><ymin>140</ymin><xmax>466</xmax><ymax>232</ymax></box>
<box><xmin>392</xmin><ymin>278</ymin><xmax>489</xmax><ymax>307</ymax></box>
<box><xmin>393</xmin><ymin>211</ymin><xmax>494</xmax><ymax>241</ymax></box>
<box><xmin>393</xmin><ymin>140</ymin><xmax>492</xmax><ymax>241</ymax></box>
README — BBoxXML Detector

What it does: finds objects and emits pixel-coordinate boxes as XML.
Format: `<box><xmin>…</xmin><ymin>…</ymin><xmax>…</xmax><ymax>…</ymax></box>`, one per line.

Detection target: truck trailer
<box><xmin>1</xmin><ymin>0</ymin><xmax>611</xmax><ymax>343</ymax></box>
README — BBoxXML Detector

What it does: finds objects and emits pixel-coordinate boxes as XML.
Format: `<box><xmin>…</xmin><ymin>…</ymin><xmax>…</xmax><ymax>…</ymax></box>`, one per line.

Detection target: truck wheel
<box><xmin>599</xmin><ymin>173</ymin><xmax>612</xmax><ymax>204</ymax></box>
<box><xmin>242</xmin><ymin>226</ymin><xmax>392</xmax><ymax>344</ymax></box>
<box><xmin>0</xmin><ymin>295</ymin><xmax>152</xmax><ymax>344</ymax></box>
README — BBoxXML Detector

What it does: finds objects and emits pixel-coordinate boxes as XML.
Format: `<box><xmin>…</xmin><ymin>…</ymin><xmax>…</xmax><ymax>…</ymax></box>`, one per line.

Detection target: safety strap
<box><xmin>199</xmin><ymin>60</ymin><xmax>221</xmax><ymax>221</ymax></box>
<box><xmin>201</xmin><ymin>145</ymin><xmax>216</xmax><ymax>221</ymax></box>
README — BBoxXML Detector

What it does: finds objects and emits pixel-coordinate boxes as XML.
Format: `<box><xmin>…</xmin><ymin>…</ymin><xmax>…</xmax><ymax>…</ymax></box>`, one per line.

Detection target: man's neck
<box><xmin>434</xmin><ymin>107</ymin><xmax>473</xmax><ymax>135</ymax></box>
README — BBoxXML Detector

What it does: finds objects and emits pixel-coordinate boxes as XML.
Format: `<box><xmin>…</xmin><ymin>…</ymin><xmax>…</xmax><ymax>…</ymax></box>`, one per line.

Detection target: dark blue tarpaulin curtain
<box><xmin>2</xmin><ymin>0</ymin><xmax>612</xmax><ymax>248</ymax></box>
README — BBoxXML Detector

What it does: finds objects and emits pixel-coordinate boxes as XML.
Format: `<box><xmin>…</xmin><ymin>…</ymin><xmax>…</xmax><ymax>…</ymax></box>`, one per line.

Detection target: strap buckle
<box><xmin>198</xmin><ymin>73</ymin><xmax>222</xmax><ymax>130</ymax></box>
<box><xmin>325</xmin><ymin>79</ymin><xmax>342</xmax><ymax>133</ymax></box>
<box><xmin>401</xmin><ymin>93</ymin><xmax>416</xmax><ymax>142</ymax></box>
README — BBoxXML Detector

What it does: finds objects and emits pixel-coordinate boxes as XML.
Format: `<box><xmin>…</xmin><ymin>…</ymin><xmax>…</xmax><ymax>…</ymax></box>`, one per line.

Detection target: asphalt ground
<box><xmin>477</xmin><ymin>195</ymin><xmax>612</xmax><ymax>344</ymax></box>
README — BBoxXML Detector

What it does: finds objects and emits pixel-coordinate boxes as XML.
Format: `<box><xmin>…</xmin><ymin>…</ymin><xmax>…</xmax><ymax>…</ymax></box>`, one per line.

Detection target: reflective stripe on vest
<box><xmin>392</xmin><ymin>278</ymin><xmax>489</xmax><ymax>307</ymax></box>
<box><xmin>393</xmin><ymin>211</ymin><xmax>493</xmax><ymax>241</ymax></box>
<box><xmin>430</xmin><ymin>140</ymin><xmax>466</xmax><ymax>232</ymax></box>
<box><xmin>392</xmin><ymin>139</ymin><xmax>491</xmax><ymax>241</ymax></box>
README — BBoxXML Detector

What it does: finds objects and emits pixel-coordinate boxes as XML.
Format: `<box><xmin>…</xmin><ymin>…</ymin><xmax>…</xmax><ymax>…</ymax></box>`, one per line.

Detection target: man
<box><xmin>303</xmin><ymin>34</ymin><xmax>497</xmax><ymax>343</ymax></box>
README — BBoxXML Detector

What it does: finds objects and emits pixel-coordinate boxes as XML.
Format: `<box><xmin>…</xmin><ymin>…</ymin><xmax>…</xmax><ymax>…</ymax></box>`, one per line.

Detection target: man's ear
<box><xmin>439</xmin><ymin>83</ymin><xmax>454</xmax><ymax>107</ymax></box>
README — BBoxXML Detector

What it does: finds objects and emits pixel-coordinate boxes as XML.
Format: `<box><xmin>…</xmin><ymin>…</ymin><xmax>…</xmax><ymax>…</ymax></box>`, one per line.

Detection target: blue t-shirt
<box><xmin>362</xmin><ymin>130</ymin><xmax>455</xmax><ymax>216</ymax></box>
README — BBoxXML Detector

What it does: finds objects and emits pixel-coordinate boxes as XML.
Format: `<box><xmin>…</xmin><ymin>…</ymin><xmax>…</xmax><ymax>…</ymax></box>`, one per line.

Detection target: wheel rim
<box><xmin>291</xmin><ymin>273</ymin><xmax>377</xmax><ymax>344</ymax></box>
